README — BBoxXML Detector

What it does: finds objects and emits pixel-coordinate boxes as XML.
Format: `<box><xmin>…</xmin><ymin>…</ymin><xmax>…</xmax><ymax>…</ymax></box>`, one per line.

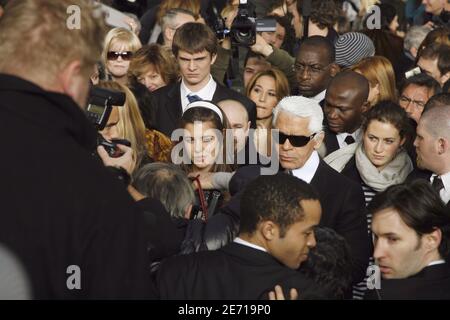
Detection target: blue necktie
<box><xmin>187</xmin><ymin>94</ymin><xmax>202</xmax><ymax>103</ymax></box>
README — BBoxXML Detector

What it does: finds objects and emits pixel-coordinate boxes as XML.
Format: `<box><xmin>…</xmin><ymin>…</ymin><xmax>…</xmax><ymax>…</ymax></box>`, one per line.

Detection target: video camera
<box><xmin>204</xmin><ymin>0</ymin><xmax>276</xmax><ymax>46</ymax></box>
<box><xmin>86</xmin><ymin>86</ymin><xmax>131</xmax><ymax>158</ymax></box>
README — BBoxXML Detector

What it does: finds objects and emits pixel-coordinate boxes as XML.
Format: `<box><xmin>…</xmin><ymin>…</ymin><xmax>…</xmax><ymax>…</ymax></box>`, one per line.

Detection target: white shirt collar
<box><xmin>291</xmin><ymin>151</ymin><xmax>320</xmax><ymax>183</ymax></box>
<box><xmin>234</xmin><ymin>237</ymin><xmax>267</xmax><ymax>252</ymax></box>
<box><xmin>180</xmin><ymin>75</ymin><xmax>217</xmax><ymax>112</ymax></box>
<box><xmin>430</xmin><ymin>172</ymin><xmax>450</xmax><ymax>204</ymax></box>
<box><xmin>427</xmin><ymin>260</ymin><xmax>446</xmax><ymax>267</ymax></box>
<box><xmin>336</xmin><ymin>128</ymin><xmax>362</xmax><ymax>149</ymax></box>
<box><xmin>311</xmin><ymin>90</ymin><xmax>326</xmax><ymax>103</ymax></box>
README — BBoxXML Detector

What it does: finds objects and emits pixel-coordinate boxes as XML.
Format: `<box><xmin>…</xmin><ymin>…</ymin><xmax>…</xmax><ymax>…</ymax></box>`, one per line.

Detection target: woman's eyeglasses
<box><xmin>107</xmin><ymin>51</ymin><xmax>133</xmax><ymax>61</ymax></box>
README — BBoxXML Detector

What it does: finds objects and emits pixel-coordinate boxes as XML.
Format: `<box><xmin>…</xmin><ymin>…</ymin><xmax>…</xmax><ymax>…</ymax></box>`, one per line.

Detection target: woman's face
<box><xmin>99</xmin><ymin>106</ymin><xmax>120</xmax><ymax>141</ymax></box>
<box><xmin>363</xmin><ymin>120</ymin><xmax>405</xmax><ymax>171</ymax></box>
<box><xmin>106</xmin><ymin>41</ymin><xmax>131</xmax><ymax>78</ymax></box>
<box><xmin>183</xmin><ymin>120</ymin><xmax>221</xmax><ymax>171</ymax></box>
<box><xmin>137</xmin><ymin>64</ymin><xmax>166</xmax><ymax>92</ymax></box>
<box><xmin>249</xmin><ymin>75</ymin><xmax>279</xmax><ymax>120</ymax></box>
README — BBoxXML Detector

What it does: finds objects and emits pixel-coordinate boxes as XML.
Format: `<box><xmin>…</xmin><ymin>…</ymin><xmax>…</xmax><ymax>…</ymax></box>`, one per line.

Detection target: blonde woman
<box><xmin>102</xmin><ymin>28</ymin><xmax>142</xmax><ymax>85</ymax></box>
<box><xmin>97</xmin><ymin>81</ymin><xmax>173</xmax><ymax>170</ymax></box>
<box><xmin>351</xmin><ymin>56</ymin><xmax>397</xmax><ymax>107</ymax></box>
<box><xmin>246</xmin><ymin>68</ymin><xmax>289</xmax><ymax>157</ymax></box>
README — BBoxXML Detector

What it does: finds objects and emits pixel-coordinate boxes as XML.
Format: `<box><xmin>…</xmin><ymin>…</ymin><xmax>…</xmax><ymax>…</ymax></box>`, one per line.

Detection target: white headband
<box><xmin>183</xmin><ymin>100</ymin><xmax>224</xmax><ymax>123</ymax></box>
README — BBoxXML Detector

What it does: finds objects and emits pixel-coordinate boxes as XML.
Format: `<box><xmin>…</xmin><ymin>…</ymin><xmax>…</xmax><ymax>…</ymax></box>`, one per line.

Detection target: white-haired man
<box><xmin>231</xmin><ymin>96</ymin><xmax>370</xmax><ymax>293</ymax></box>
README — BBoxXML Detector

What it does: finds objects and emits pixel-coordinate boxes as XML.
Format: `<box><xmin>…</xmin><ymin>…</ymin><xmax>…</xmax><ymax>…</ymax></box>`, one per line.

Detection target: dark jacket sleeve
<box><xmin>211</xmin><ymin>46</ymin><xmax>232</xmax><ymax>86</ymax></box>
<box><xmin>265</xmin><ymin>47</ymin><xmax>297</xmax><ymax>93</ymax></box>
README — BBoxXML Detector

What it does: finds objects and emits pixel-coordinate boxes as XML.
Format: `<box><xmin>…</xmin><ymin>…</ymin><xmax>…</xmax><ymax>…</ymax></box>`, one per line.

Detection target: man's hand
<box><xmin>268</xmin><ymin>285</ymin><xmax>299</xmax><ymax>300</ymax></box>
<box><xmin>250</xmin><ymin>34</ymin><xmax>274</xmax><ymax>57</ymax></box>
<box><xmin>97</xmin><ymin>144</ymin><xmax>136</xmax><ymax>175</ymax></box>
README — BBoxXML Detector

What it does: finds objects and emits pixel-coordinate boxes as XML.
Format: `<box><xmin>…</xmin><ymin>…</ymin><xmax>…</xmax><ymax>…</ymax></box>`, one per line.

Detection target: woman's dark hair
<box><xmin>308</xmin><ymin>0</ymin><xmax>341</xmax><ymax>30</ymax></box>
<box><xmin>378</xmin><ymin>3</ymin><xmax>397</xmax><ymax>31</ymax></box>
<box><xmin>369</xmin><ymin>180</ymin><xmax>450</xmax><ymax>259</ymax></box>
<box><xmin>299</xmin><ymin>227</ymin><xmax>353</xmax><ymax>299</ymax></box>
<box><xmin>362</xmin><ymin>101</ymin><xmax>412</xmax><ymax>142</ymax></box>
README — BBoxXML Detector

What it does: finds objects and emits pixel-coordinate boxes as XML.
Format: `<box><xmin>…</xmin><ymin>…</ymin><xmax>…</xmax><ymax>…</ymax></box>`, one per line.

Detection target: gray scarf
<box><xmin>355</xmin><ymin>144</ymin><xmax>413</xmax><ymax>192</ymax></box>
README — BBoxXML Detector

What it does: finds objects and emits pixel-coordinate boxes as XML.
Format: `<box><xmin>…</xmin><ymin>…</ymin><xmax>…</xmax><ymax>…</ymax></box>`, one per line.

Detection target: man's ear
<box><xmin>260</xmin><ymin>221</ymin><xmax>279</xmax><ymax>241</ymax></box>
<box><xmin>245</xmin><ymin>121</ymin><xmax>251</xmax><ymax>136</ymax></box>
<box><xmin>164</xmin><ymin>27</ymin><xmax>174</xmax><ymax>44</ymax></box>
<box><xmin>438</xmin><ymin>137</ymin><xmax>449</xmax><ymax>154</ymax></box>
<box><xmin>424</xmin><ymin>228</ymin><xmax>442</xmax><ymax>253</ymax></box>
<box><xmin>313</xmin><ymin>131</ymin><xmax>325</xmax><ymax>150</ymax></box>
<box><xmin>330</xmin><ymin>63</ymin><xmax>340</xmax><ymax>77</ymax></box>
<box><xmin>57</xmin><ymin>60</ymin><xmax>89</xmax><ymax>108</ymax></box>
<box><xmin>362</xmin><ymin>100</ymin><xmax>371</xmax><ymax>113</ymax></box>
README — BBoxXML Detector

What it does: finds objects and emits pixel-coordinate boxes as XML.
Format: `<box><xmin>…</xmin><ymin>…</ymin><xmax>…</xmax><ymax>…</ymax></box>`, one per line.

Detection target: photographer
<box><xmin>0</xmin><ymin>0</ymin><xmax>158</xmax><ymax>299</ymax></box>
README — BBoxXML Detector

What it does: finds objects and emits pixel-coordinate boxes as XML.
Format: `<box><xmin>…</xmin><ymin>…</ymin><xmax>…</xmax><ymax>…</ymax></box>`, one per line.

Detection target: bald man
<box><xmin>322</xmin><ymin>70</ymin><xmax>370</xmax><ymax>156</ymax></box>
<box><xmin>218</xmin><ymin>99</ymin><xmax>251</xmax><ymax>155</ymax></box>
<box><xmin>408</xmin><ymin>93</ymin><xmax>450</xmax><ymax>209</ymax></box>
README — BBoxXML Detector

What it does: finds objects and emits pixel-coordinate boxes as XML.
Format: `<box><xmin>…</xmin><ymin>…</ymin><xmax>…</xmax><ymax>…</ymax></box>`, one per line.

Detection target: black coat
<box><xmin>323</xmin><ymin>128</ymin><xmax>340</xmax><ymax>156</ymax></box>
<box><xmin>0</xmin><ymin>74</ymin><xmax>155</xmax><ymax>299</ymax></box>
<box><xmin>407</xmin><ymin>169</ymin><xmax>450</xmax><ymax>210</ymax></box>
<box><xmin>229</xmin><ymin>160</ymin><xmax>371</xmax><ymax>285</ymax></box>
<box><xmin>156</xmin><ymin>242</ymin><xmax>332</xmax><ymax>299</ymax></box>
<box><xmin>149</xmin><ymin>81</ymin><xmax>257</xmax><ymax>137</ymax></box>
<box><xmin>365</xmin><ymin>264</ymin><xmax>450</xmax><ymax>299</ymax></box>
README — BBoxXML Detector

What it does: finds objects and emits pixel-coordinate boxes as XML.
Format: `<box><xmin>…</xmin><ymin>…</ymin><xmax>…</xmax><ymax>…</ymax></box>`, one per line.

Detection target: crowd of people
<box><xmin>0</xmin><ymin>0</ymin><xmax>450</xmax><ymax>300</ymax></box>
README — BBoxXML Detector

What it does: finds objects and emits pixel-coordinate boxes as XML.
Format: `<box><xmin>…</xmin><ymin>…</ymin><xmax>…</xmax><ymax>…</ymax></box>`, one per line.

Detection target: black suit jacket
<box><xmin>229</xmin><ymin>160</ymin><xmax>370</xmax><ymax>285</ymax></box>
<box><xmin>156</xmin><ymin>242</ymin><xmax>332</xmax><ymax>299</ymax></box>
<box><xmin>365</xmin><ymin>263</ymin><xmax>450</xmax><ymax>300</ymax></box>
<box><xmin>150</xmin><ymin>81</ymin><xmax>257</xmax><ymax>137</ymax></box>
<box><xmin>407</xmin><ymin>169</ymin><xmax>450</xmax><ymax>210</ymax></box>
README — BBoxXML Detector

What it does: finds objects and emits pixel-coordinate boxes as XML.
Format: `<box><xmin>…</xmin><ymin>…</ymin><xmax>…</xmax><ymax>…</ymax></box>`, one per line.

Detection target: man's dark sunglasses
<box><xmin>278</xmin><ymin>132</ymin><xmax>316</xmax><ymax>147</ymax></box>
<box><xmin>107</xmin><ymin>51</ymin><xmax>133</xmax><ymax>61</ymax></box>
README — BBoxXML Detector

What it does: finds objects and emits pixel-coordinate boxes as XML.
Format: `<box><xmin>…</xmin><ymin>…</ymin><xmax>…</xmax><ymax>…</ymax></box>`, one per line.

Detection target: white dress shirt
<box><xmin>430</xmin><ymin>172</ymin><xmax>450</xmax><ymax>205</ymax></box>
<box><xmin>311</xmin><ymin>89</ymin><xmax>326</xmax><ymax>103</ymax></box>
<box><xmin>336</xmin><ymin>128</ymin><xmax>362</xmax><ymax>149</ymax></box>
<box><xmin>180</xmin><ymin>75</ymin><xmax>217</xmax><ymax>112</ymax></box>
<box><xmin>427</xmin><ymin>260</ymin><xmax>446</xmax><ymax>267</ymax></box>
<box><xmin>234</xmin><ymin>237</ymin><xmax>267</xmax><ymax>252</ymax></box>
<box><xmin>291</xmin><ymin>151</ymin><xmax>320</xmax><ymax>183</ymax></box>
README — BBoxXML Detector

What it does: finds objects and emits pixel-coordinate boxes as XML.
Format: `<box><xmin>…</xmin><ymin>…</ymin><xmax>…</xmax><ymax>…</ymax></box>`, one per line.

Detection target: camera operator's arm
<box><xmin>250</xmin><ymin>34</ymin><xmax>297</xmax><ymax>92</ymax></box>
<box><xmin>97</xmin><ymin>144</ymin><xmax>146</xmax><ymax>201</ymax></box>
<box><xmin>211</xmin><ymin>8</ymin><xmax>237</xmax><ymax>85</ymax></box>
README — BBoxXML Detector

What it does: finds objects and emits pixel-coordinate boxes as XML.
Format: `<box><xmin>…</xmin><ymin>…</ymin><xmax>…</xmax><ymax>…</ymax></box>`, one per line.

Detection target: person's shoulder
<box><xmin>151</xmin><ymin>82</ymin><xmax>180</xmax><ymax>99</ymax></box>
<box><xmin>318</xmin><ymin>160</ymin><xmax>364</xmax><ymax>193</ymax></box>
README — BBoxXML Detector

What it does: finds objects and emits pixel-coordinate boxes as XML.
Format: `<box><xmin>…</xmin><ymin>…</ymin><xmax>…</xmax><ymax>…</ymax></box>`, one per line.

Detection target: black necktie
<box><xmin>432</xmin><ymin>176</ymin><xmax>444</xmax><ymax>193</ymax></box>
<box><xmin>345</xmin><ymin>135</ymin><xmax>355</xmax><ymax>145</ymax></box>
<box><xmin>187</xmin><ymin>94</ymin><xmax>202</xmax><ymax>103</ymax></box>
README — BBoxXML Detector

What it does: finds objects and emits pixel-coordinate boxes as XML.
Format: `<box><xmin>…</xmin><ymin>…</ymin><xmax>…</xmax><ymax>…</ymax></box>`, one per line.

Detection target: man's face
<box><xmin>267</xmin><ymin>199</ymin><xmax>321</xmax><ymax>269</ymax></box>
<box><xmin>165</xmin><ymin>13</ymin><xmax>196</xmax><ymax>47</ymax></box>
<box><xmin>414</xmin><ymin>119</ymin><xmax>439</xmax><ymax>171</ymax></box>
<box><xmin>399</xmin><ymin>84</ymin><xmax>432</xmax><ymax>123</ymax></box>
<box><xmin>418</xmin><ymin>57</ymin><xmax>442</xmax><ymax>84</ymax></box>
<box><xmin>177</xmin><ymin>50</ymin><xmax>216</xmax><ymax>89</ymax></box>
<box><xmin>422</xmin><ymin>0</ymin><xmax>445</xmax><ymax>15</ymax></box>
<box><xmin>324</xmin><ymin>85</ymin><xmax>367</xmax><ymax>134</ymax></box>
<box><xmin>218</xmin><ymin>101</ymin><xmax>250</xmax><ymax>153</ymax></box>
<box><xmin>243</xmin><ymin>57</ymin><xmax>271</xmax><ymax>89</ymax></box>
<box><xmin>295</xmin><ymin>45</ymin><xmax>335</xmax><ymax>98</ymax></box>
<box><xmin>372</xmin><ymin>207</ymin><xmax>431</xmax><ymax>279</ymax></box>
<box><xmin>260</xmin><ymin>22</ymin><xmax>286</xmax><ymax>49</ymax></box>
<box><xmin>275</xmin><ymin>111</ymin><xmax>323</xmax><ymax>170</ymax></box>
